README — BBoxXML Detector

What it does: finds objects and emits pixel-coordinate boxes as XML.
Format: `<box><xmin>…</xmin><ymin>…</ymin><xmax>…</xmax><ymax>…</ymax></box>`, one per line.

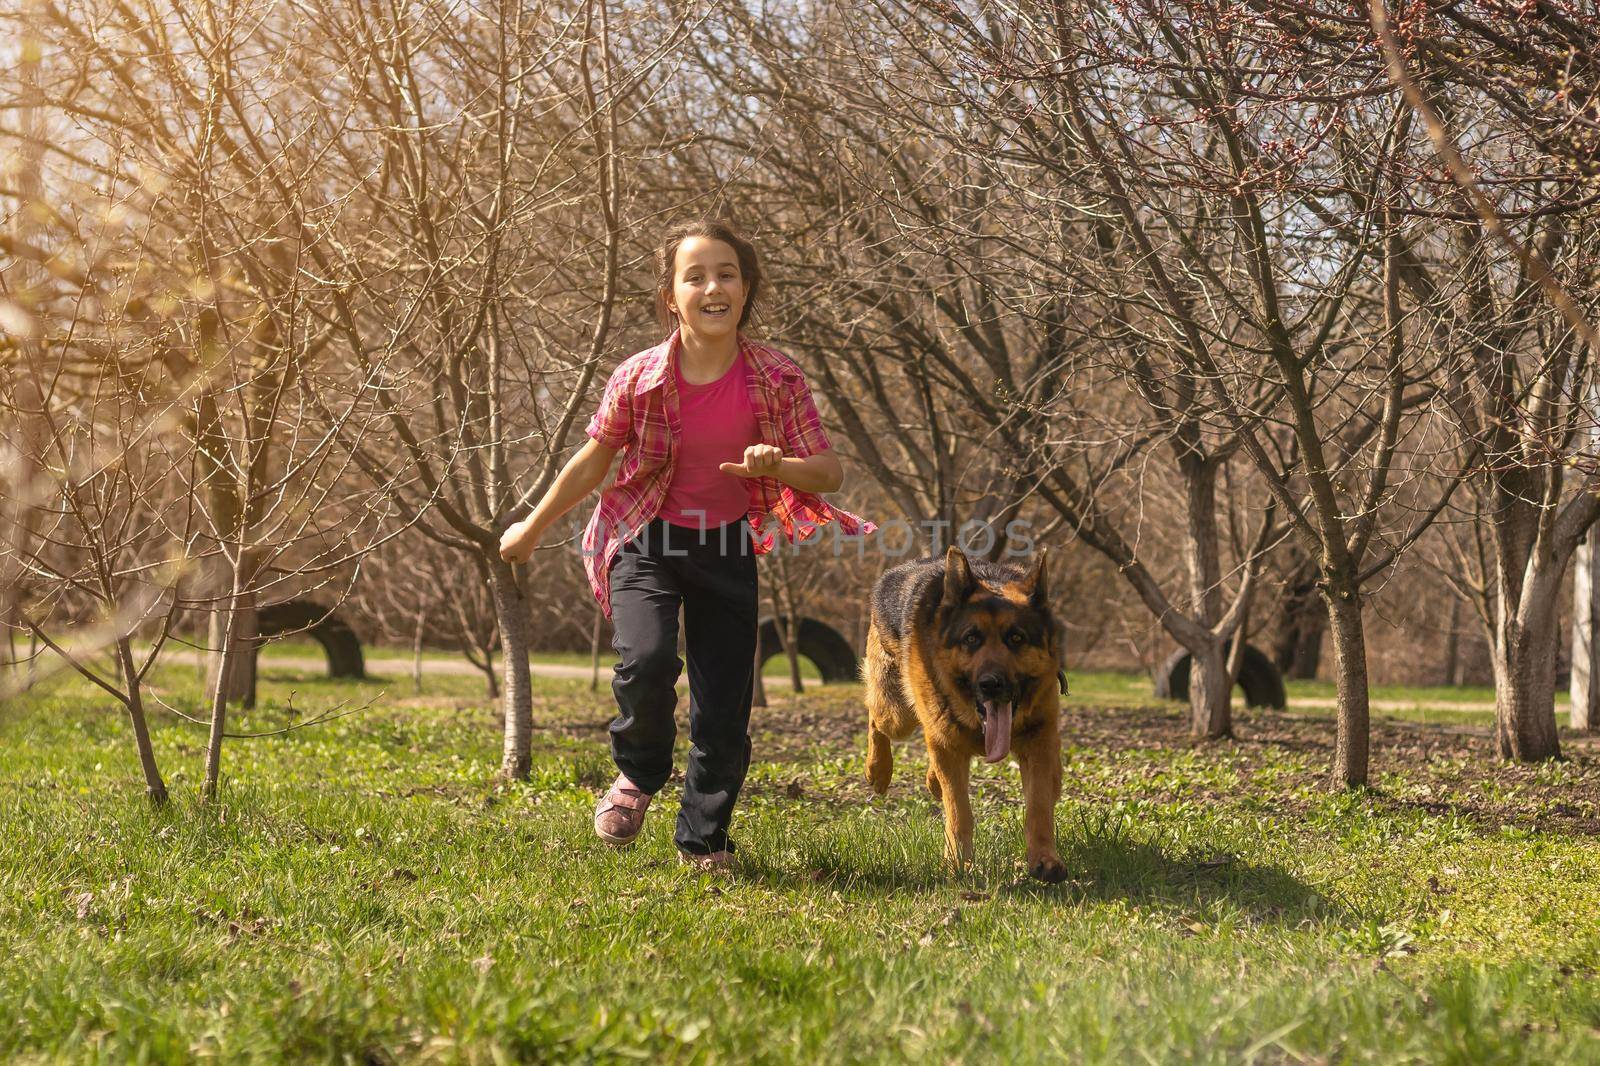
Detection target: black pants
<box><xmin>606</xmin><ymin>515</ymin><xmax>758</xmax><ymax>854</ymax></box>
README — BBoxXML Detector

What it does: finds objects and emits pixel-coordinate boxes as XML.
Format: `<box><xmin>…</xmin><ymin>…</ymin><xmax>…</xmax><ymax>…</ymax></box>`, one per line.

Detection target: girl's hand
<box><xmin>499</xmin><ymin>519</ymin><xmax>539</xmax><ymax>564</ymax></box>
<box><xmin>719</xmin><ymin>444</ymin><xmax>783</xmax><ymax>479</ymax></box>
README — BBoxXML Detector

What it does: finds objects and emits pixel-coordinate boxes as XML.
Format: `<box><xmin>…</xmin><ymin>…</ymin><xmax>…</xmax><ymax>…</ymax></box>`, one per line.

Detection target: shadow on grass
<box><xmin>734</xmin><ymin>806</ymin><xmax>1343</xmax><ymax>928</ymax></box>
<box><xmin>1049</xmin><ymin>824</ymin><xmax>1340</xmax><ymax>924</ymax></box>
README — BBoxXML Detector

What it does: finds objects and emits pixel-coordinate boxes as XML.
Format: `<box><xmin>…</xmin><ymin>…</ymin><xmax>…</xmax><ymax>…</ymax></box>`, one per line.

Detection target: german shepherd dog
<box><xmin>862</xmin><ymin>545</ymin><xmax>1070</xmax><ymax>882</ymax></box>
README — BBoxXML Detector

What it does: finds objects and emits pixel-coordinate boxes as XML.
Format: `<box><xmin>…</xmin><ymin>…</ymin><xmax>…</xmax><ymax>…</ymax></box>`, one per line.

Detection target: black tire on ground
<box><xmin>1154</xmin><ymin>643</ymin><xmax>1287</xmax><ymax>710</ymax></box>
<box><xmin>254</xmin><ymin>601</ymin><xmax>366</xmax><ymax>679</ymax></box>
<box><xmin>756</xmin><ymin>616</ymin><xmax>858</xmax><ymax>684</ymax></box>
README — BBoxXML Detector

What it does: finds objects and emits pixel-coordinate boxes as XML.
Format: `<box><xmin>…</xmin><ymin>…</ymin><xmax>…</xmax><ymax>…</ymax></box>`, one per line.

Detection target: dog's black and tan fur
<box><xmin>862</xmin><ymin>545</ymin><xmax>1069</xmax><ymax>883</ymax></box>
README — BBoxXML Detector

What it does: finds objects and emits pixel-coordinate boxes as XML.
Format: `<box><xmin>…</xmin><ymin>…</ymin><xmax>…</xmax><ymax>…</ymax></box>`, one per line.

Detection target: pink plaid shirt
<box><xmin>581</xmin><ymin>328</ymin><xmax>877</xmax><ymax>620</ymax></box>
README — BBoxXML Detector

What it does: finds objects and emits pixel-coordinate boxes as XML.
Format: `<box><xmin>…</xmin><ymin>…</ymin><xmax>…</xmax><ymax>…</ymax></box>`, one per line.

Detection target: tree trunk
<box><xmin>1188</xmin><ymin>638</ymin><xmax>1233</xmax><ymax>739</ymax></box>
<box><xmin>1273</xmin><ymin>571</ymin><xmax>1325</xmax><ymax>680</ymax></box>
<box><xmin>784</xmin><ymin>607</ymin><xmax>803</xmax><ymax>693</ymax></box>
<box><xmin>590</xmin><ymin>599</ymin><xmax>604</xmax><ymax>693</ymax></box>
<box><xmin>412</xmin><ymin>608</ymin><xmax>425</xmax><ymax>696</ymax></box>
<box><xmin>483</xmin><ymin>644</ymin><xmax>499</xmax><ymax>700</ymax></box>
<box><xmin>236</xmin><ymin>600</ymin><xmax>259</xmax><ymax>709</ymax></box>
<box><xmin>207</xmin><ymin>552</ymin><xmax>261</xmax><ymax>708</ymax></box>
<box><xmin>1324</xmin><ymin>586</ymin><xmax>1370</xmax><ymax>788</ymax></box>
<box><xmin>1571</xmin><ymin>536</ymin><xmax>1599</xmax><ymax>732</ymax></box>
<box><xmin>1285</xmin><ymin>612</ymin><xmax>1325</xmax><ymax>681</ymax></box>
<box><xmin>460</xmin><ymin>638</ymin><xmax>500</xmax><ymax>700</ymax></box>
<box><xmin>488</xmin><ymin>556</ymin><xmax>533</xmax><ymax>780</ymax></box>
<box><xmin>114</xmin><ymin>637</ymin><xmax>168</xmax><ymax>805</ymax></box>
<box><xmin>1494</xmin><ymin>597</ymin><xmax>1562</xmax><ymax>761</ymax></box>
<box><xmin>203</xmin><ymin>565</ymin><xmax>246</xmax><ymax>804</ymax></box>
<box><xmin>751</xmin><ymin>563</ymin><xmax>766</xmax><ymax>708</ymax></box>
<box><xmin>766</xmin><ymin>551</ymin><xmax>805</xmax><ymax>693</ymax></box>
<box><xmin>194</xmin><ymin>610</ymin><xmax>207</xmax><ymax>685</ymax></box>
<box><xmin>752</xmin><ymin>637</ymin><xmax>767</xmax><ymax>708</ymax></box>
<box><xmin>1177</xmin><ymin>452</ymin><xmax>1232</xmax><ymax>743</ymax></box>
<box><xmin>768</xmin><ymin>585</ymin><xmax>803</xmax><ymax>694</ymax></box>
<box><xmin>1443</xmin><ymin>596</ymin><xmax>1462</xmax><ymax>687</ymax></box>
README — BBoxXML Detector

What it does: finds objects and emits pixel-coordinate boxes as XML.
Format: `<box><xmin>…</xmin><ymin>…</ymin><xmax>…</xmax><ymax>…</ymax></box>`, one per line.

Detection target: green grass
<box><xmin>3</xmin><ymin>662</ymin><xmax>1599</xmax><ymax>1063</ymax></box>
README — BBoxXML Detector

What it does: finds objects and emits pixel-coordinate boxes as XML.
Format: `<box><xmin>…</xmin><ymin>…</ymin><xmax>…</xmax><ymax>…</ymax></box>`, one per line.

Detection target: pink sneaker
<box><xmin>593</xmin><ymin>773</ymin><xmax>653</xmax><ymax>846</ymax></box>
<box><xmin>677</xmin><ymin>849</ymin><xmax>735</xmax><ymax>873</ymax></box>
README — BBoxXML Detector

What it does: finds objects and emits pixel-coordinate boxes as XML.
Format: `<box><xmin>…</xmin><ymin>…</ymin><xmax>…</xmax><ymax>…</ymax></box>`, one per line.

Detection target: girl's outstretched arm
<box><xmin>498</xmin><ymin>439</ymin><xmax>619</xmax><ymax>563</ymax></box>
<box><xmin>719</xmin><ymin>445</ymin><xmax>842</xmax><ymax>493</ymax></box>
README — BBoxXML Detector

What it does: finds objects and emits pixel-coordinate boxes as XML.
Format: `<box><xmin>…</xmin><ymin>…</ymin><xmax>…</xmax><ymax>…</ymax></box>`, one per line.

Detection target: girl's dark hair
<box><xmin>654</xmin><ymin>218</ymin><xmax>764</xmax><ymax>334</ymax></box>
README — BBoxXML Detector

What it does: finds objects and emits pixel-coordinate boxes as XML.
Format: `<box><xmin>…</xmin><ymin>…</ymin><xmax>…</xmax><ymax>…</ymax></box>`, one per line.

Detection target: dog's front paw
<box><xmin>1028</xmin><ymin>854</ymin><xmax>1069</xmax><ymax>884</ymax></box>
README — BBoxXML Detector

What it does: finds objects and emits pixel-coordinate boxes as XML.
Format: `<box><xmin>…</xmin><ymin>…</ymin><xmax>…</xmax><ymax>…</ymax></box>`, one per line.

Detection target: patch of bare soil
<box><xmin>744</xmin><ymin>689</ymin><xmax>1600</xmax><ymax>835</ymax></box>
<box><xmin>520</xmin><ymin>683</ymin><xmax>1600</xmax><ymax>833</ymax></box>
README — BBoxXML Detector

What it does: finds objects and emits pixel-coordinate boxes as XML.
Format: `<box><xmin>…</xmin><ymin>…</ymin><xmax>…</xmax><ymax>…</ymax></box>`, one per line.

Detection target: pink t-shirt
<box><xmin>656</xmin><ymin>352</ymin><xmax>760</xmax><ymax>529</ymax></box>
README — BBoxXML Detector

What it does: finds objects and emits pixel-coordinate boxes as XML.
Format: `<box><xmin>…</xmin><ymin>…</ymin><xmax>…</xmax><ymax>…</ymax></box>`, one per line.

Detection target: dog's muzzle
<box><xmin>975</xmin><ymin>674</ymin><xmax>1014</xmax><ymax>764</ymax></box>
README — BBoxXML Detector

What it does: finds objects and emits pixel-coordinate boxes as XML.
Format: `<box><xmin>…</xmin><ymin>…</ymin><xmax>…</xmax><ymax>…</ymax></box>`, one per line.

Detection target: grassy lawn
<box><xmin>3</xmin><ymin>662</ymin><xmax>1600</xmax><ymax>1062</ymax></box>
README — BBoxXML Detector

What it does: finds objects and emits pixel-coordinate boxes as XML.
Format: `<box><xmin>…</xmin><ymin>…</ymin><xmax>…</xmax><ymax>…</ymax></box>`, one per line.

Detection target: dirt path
<box><xmin>181</xmin><ymin>650</ymin><xmax>815</xmax><ymax>689</ymax></box>
<box><xmin>1288</xmin><ymin>696</ymin><xmax>1500</xmax><ymax>714</ymax></box>
<box><xmin>197</xmin><ymin>650</ymin><xmax>1572</xmax><ymax>716</ymax></box>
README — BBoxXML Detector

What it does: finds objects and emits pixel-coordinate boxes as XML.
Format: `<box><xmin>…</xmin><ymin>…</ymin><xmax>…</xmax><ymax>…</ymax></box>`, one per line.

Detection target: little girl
<box><xmin>499</xmin><ymin>218</ymin><xmax>875</xmax><ymax>871</ymax></box>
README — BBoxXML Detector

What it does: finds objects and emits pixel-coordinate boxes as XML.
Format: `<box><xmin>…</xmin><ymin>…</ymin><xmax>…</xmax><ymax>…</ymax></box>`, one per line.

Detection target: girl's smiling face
<box><xmin>667</xmin><ymin>236</ymin><xmax>746</xmax><ymax>340</ymax></box>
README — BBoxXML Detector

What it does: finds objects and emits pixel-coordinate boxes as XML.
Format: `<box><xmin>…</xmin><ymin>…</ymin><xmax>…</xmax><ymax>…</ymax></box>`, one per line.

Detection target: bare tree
<box><xmin>285</xmin><ymin>0</ymin><xmax>668</xmax><ymax>779</ymax></box>
<box><xmin>3</xmin><ymin>0</ymin><xmax>409</xmax><ymax>803</ymax></box>
<box><xmin>711</xmin><ymin>1</ymin><xmax>1472</xmax><ymax>770</ymax></box>
<box><xmin>1362</xmin><ymin>0</ymin><xmax>1600</xmax><ymax>759</ymax></box>
<box><xmin>0</xmin><ymin>194</ymin><xmax>196</xmax><ymax>804</ymax></box>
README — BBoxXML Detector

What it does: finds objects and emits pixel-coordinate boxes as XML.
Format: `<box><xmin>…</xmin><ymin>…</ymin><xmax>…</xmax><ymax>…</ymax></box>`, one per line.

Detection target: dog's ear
<box><xmin>942</xmin><ymin>544</ymin><xmax>974</xmax><ymax>606</ymax></box>
<box><xmin>1022</xmin><ymin>548</ymin><xmax>1050</xmax><ymax>609</ymax></box>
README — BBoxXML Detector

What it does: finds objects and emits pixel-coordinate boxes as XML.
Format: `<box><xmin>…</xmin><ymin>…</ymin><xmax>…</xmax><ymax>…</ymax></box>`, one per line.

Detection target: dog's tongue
<box><xmin>982</xmin><ymin>700</ymin><xmax>1013</xmax><ymax>763</ymax></box>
